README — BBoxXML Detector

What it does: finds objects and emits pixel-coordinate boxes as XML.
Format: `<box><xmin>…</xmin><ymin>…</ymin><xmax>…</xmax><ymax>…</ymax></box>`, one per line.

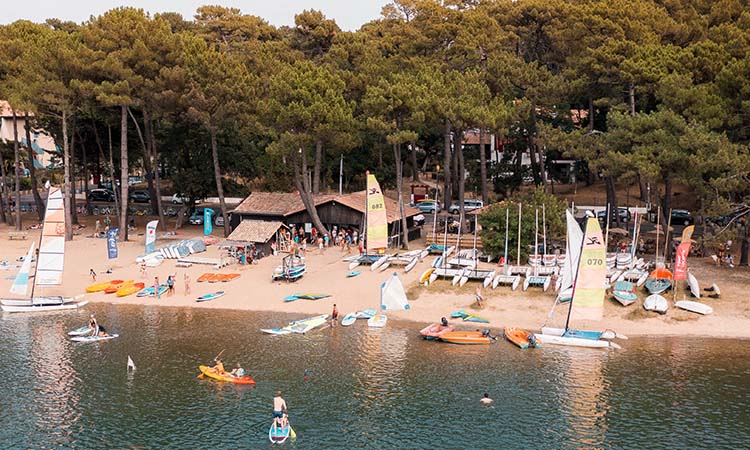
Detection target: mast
<box><xmin>603</xmin><ymin>203</ymin><xmax>611</xmax><ymax>254</ymax></box>
<box><xmin>431</xmin><ymin>167</ymin><xmax>440</xmax><ymax>246</ymax></box>
<box><xmin>516</xmin><ymin>203</ymin><xmax>522</xmax><ymax>267</ymax></box>
<box><xmin>663</xmin><ymin>208</ymin><xmax>673</xmax><ymax>261</ymax></box>
<box><xmin>504</xmin><ymin>208</ymin><xmax>509</xmax><ymax>276</ymax></box>
<box><xmin>534</xmin><ymin>208</ymin><xmax>539</xmax><ymax>277</ymax></box>
<box><xmin>542</xmin><ymin>203</ymin><xmax>547</xmax><ymax>260</ymax></box>
<box><xmin>655</xmin><ymin>206</ymin><xmax>660</xmax><ymax>265</ymax></box>
<box><xmin>472</xmin><ymin>214</ymin><xmax>478</xmax><ymax>264</ymax></box>
<box><xmin>442</xmin><ymin>219</ymin><xmax>448</xmax><ymax>269</ymax></box>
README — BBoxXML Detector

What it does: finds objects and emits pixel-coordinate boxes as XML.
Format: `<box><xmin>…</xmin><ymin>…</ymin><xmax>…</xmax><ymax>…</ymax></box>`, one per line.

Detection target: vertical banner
<box><xmin>673</xmin><ymin>242</ymin><xmax>691</xmax><ymax>281</ymax></box>
<box><xmin>204</xmin><ymin>208</ymin><xmax>214</xmax><ymax>235</ymax></box>
<box><xmin>145</xmin><ymin>220</ymin><xmax>158</xmax><ymax>254</ymax></box>
<box><xmin>107</xmin><ymin>227</ymin><xmax>119</xmax><ymax>259</ymax></box>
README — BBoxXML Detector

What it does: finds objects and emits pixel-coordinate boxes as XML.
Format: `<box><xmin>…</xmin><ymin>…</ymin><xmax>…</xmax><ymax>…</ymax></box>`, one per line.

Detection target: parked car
<box><xmin>706</xmin><ymin>208</ymin><xmax>747</xmax><ymax>227</ymax></box>
<box><xmin>597</xmin><ymin>207</ymin><xmax>631</xmax><ymax>223</ymax></box>
<box><xmin>448</xmin><ymin>199</ymin><xmax>484</xmax><ymax>214</ymax></box>
<box><xmin>670</xmin><ymin>209</ymin><xmax>694</xmax><ymax>226</ymax></box>
<box><xmin>171</xmin><ymin>193</ymin><xmax>199</xmax><ymax>204</ymax></box>
<box><xmin>412</xmin><ymin>199</ymin><xmax>441</xmax><ymax>214</ymax></box>
<box><xmin>215</xmin><ymin>214</ymin><xmax>225</xmax><ymax>227</ymax></box>
<box><xmin>189</xmin><ymin>210</ymin><xmax>204</xmax><ymax>225</ymax></box>
<box><xmin>128</xmin><ymin>190</ymin><xmax>151</xmax><ymax>203</ymax></box>
<box><xmin>88</xmin><ymin>188</ymin><xmax>115</xmax><ymax>202</ymax></box>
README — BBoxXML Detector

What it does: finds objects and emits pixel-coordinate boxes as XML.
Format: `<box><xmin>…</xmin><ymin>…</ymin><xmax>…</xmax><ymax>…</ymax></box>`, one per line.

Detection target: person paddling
<box><xmin>230</xmin><ymin>362</ymin><xmax>245</xmax><ymax>378</ymax></box>
<box><xmin>273</xmin><ymin>391</ymin><xmax>288</xmax><ymax>425</ymax></box>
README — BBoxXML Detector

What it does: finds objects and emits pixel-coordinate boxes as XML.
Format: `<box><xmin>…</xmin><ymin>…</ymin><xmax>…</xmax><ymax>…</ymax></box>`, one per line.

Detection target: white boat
<box><xmin>524</xmin><ymin>275</ymin><xmax>551</xmax><ymax>292</ymax></box>
<box><xmin>534</xmin><ymin>217</ymin><xmax>621</xmax><ymax>349</ymax></box>
<box><xmin>71</xmin><ymin>334</ymin><xmax>119</xmax><ymax>343</ymax></box>
<box><xmin>643</xmin><ymin>294</ymin><xmax>668</xmax><ymax>314</ymax></box>
<box><xmin>675</xmin><ymin>300</ymin><xmax>713</xmax><ymax>315</ymax></box>
<box><xmin>1</xmin><ymin>187</ymin><xmax>88</xmax><ymax>313</ymax></box>
<box><xmin>687</xmin><ymin>272</ymin><xmax>700</xmax><ymax>298</ymax></box>
<box><xmin>261</xmin><ymin>314</ymin><xmax>329</xmax><ymax>335</ymax></box>
<box><xmin>493</xmin><ymin>274</ymin><xmax>520</xmax><ymax>290</ymax></box>
<box><xmin>368</xmin><ymin>272</ymin><xmax>410</xmax><ymax>328</ymax></box>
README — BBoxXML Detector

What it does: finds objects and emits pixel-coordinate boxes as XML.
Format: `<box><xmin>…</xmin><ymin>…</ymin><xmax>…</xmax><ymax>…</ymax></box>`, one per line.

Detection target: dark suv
<box><xmin>129</xmin><ymin>190</ymin><xmax>151</xmax><ymax>203</ymax></box>
<box><xmin>670</xmin><ymin>209</ymin><xmax>694</xmax><ymax>226</ymax></box>
<box><xmin>88</xmin><ymin>188</ymin><xmax>115</xmax><ymax>202</ymax></box>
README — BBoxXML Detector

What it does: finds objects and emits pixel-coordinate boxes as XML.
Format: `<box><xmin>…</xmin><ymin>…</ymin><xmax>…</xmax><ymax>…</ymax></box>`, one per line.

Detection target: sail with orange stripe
<box><xmin>366</xmin><ymin>172</ymin><xmax>388</xmax><ymax>253</ymax></box>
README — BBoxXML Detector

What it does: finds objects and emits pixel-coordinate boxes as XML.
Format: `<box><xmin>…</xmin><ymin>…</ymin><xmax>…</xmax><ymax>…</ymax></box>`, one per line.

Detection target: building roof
<box><xmin>226</xmin><ymin>219</ymin><xmax>288</xmax><ymax>243</ymax></box>
<box><xmin>233</xmin><ymin>191</ymin><xmax>420</xmax><ymax>222</ymax></box>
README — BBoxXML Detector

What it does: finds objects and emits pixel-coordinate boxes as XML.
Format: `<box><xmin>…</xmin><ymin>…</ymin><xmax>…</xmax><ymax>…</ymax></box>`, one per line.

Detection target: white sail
<box><xmin>35</xmin><ymin>187</ymin><xmax>66</xmax><ymax>286</ymax></box>
<box><xmin>380</xmin><ymin>273</ymin><xmax>410</xmax><ymax>312</ymax></box>
<box><xmin>559</xmin><ymin>210</ymin><xmax>583</xmax><ymax>293</ymax></box>
<box><xmin>10</xmin><ymin>242</ymin><xmax>35</xmax><ymax>295</ymax></box>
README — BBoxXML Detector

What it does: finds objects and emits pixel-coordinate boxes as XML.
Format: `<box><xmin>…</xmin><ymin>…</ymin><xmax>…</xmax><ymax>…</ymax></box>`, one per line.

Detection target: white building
<box><xmin>0</xmin><ymin>100</ymin><xmax>60</xmax><ymax>170</ymax></box>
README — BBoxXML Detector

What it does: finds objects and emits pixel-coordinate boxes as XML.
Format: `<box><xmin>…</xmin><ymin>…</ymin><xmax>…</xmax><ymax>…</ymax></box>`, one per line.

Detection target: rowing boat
<box><xmin>504</xmin><ymin>327</ymin><xmax>540</xmax><ymax>349</ymax></box>
<box><xmin>439</xmin><ymin>331</ymin><xmax>492</xmax><ymax>345</ymax></box>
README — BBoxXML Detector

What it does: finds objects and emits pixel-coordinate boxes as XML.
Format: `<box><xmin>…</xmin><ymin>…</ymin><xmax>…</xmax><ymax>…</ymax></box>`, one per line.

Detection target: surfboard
<box><xmin>197</xmin><ymin>291</ymin><xmax>225</xmax><ymax>302</ymax></box>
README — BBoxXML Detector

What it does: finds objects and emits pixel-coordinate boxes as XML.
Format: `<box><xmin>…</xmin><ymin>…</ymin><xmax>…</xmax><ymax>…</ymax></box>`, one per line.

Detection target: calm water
<box><xmin>1</xmin><ymin>304</ymin><xmax>748</xmax><ymax>449</ymax></box>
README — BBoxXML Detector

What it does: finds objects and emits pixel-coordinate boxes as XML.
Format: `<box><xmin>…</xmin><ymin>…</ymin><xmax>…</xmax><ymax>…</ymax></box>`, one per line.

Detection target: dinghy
<box><xmin>504</xmin><ymin>327</ymin><xmax>541</xmax><ymax>349</ymax></box>
<box><xmin>612</xmin><ymin>281</ymin><xmax>637</xmax><ymax>306</ymax></box>
<box><xmin>367</xmin><ymin>272</ymin><xmax>410</xmax><ymax>328</ymax></box>
<box><xmin>261</xmin><ymin>315</ymin><xmax>329</xmax><ymax>335</ymax></box>
<box><xmin>419</xmin><ymin>323</ymin><xmax>455</xmax><ymax>340</ymax></box>
<box><xmin>675</xmin><ymin>300</ymin><xmax>713</xmax><ymax>315</ymax></box>
<box><xmin>439</xmin><ymin>330</ymin><xmax>492</xmax><ymax>345</ymax></box>
<box><xmin>643</xmin><ymin>294</ymin><xmax>668</xmax><ymax>314</ymax></box>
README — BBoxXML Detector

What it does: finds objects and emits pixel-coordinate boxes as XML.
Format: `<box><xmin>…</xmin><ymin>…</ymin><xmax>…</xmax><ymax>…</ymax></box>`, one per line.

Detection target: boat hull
<box><xmin>199</xmin><ymin>365</ymin><xmax>256</xmax><ymax>384</ymax></box>
<box><xmin>419</xmin><ymin>323</ymin><xmax>455</xmax><ymax>340</ymax></box>
<box><xmin>439</xmin><ymin>331</ymin><xmax>491</xmax><ymax>345</ymax></box>
<box><xmin>2</xmin><ymin>299</ymin><xmax>88</xmax><ymax>313</ymax></box>
<box><xmin>504</xmin><ymin>327</ymin><xmax>540</xmax><ymax>349</ymax></box>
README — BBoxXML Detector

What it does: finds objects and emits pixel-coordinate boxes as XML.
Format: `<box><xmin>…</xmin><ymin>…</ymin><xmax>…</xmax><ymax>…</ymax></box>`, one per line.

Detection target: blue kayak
<box><xmin>346</xmin><ymin>270</ymin><xmax>361</xmax><ymax>278</ymax></box>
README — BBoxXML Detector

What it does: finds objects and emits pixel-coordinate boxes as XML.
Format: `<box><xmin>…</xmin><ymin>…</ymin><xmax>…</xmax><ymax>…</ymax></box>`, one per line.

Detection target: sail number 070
<box><xmin>587</xmin><ymin>258</ymin><xmax>604</xmax><ymax>266</ymax></box>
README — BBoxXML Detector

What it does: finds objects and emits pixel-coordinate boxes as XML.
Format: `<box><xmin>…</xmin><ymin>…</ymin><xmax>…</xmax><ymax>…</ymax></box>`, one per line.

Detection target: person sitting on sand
<box><xmin>480</xmin><ymin>393</ymin><xmax>493</xmax><ymax>405</ymax></box>
<box><xmin>273</xmin><ymin>391</ymin><xmax>287</xmax><ymax>424</ymax></box>
<box><xmin>441</xmin><ymin>317</ymin><xmax>449</xmax><ymax>327</ymax></box>
<box><xmin>230</xmin><ymin>362</ymin><xmax>245</xmax><ymax>378</ymax></box>
<box><xmin>212</xmin><ymin>359</ymin><xmax>225</xmax><ymax>374</ymax></box>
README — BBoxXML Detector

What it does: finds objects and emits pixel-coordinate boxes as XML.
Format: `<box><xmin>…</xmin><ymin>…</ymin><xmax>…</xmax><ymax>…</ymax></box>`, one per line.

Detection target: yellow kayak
<box><xmin>86</xmin><ymin>279</ymin><xmax>124</xmax><ymax>293</ymax></box>
<box><xmin>198</xmin><ymin>365</ymin><xmax>256</xmax><ymax>385</ymax></box>
<box><xmin>116</xmin><ymin>282</ymin><xmax>145</xmax><ymax>297</ymax></box>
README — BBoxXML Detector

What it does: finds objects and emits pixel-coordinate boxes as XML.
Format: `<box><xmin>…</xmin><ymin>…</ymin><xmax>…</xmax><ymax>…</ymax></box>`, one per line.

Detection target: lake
<box><xmin>1</xmin><ymin>304</ymin><xmax>748</xmax><ymax>449</ymax></box>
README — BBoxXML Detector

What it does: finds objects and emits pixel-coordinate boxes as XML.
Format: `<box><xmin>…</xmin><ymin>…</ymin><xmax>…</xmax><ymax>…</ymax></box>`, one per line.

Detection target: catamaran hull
<box><xmin>533</xmin><ymin>333</ymin><xmax>619</xmax><ymax>348</ymax></box>
<box><xmin>2</xmin><ymin>300</ymin><xmax>89</xmax><ymax>313</ymax></box>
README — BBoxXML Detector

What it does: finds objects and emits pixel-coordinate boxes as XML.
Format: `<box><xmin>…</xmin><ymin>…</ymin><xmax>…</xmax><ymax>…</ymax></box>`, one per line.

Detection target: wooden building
<box><xmin>220</xmin><ymin>220</ymin><xmax>289</xmax><ymax>257</ymax></box>
<box><xmin>229</xmin><ymin>191</ymin><xmax>422</xmax><ymax>244</ymax></box>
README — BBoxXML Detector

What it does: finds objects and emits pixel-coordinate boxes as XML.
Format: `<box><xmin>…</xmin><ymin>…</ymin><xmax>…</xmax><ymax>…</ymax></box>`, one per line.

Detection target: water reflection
<box><xmin>1</xmin><ymin>306</ymin><xmax>750</xmax><ymax>449</ymax></box>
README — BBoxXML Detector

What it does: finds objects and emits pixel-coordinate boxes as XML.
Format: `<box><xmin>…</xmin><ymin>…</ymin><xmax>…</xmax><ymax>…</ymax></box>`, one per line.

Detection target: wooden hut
<box><xmin>221</xmin><ymin>220</ymin><xmax>289</xmax><ymax>257</ymax></box>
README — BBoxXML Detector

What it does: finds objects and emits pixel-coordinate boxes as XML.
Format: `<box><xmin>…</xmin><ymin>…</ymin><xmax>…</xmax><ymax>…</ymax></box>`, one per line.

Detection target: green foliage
<box><xmin>479</xmin><ymin>187</ymin><xmax>567</xmax><ymax>260</ymax></box>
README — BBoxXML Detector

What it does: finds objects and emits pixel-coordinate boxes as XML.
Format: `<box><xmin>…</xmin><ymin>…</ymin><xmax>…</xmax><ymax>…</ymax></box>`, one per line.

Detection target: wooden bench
<box><xmin>8</xmin><ymin>231</ymin><xmax>28</xmax><ymax>240</ymax></box>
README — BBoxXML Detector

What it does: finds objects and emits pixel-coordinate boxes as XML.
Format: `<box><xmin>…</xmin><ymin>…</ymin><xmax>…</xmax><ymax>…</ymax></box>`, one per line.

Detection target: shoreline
<box><xmin>2</xmin><ymin>223</ymin><xmax>749</xmax><ymax>340</ymax></box>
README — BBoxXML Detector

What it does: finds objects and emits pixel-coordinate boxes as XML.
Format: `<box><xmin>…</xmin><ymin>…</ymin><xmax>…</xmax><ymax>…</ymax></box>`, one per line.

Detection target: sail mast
<box><xmin>534</xmin><ymin>209</ymin><xmax>539</xmax><ymax>277</ymax></box>
<box><xmin>504</xmin><ymin>208</ymin><xmax>509</xmax><ymax>276</ymax></box>
<box><xmin>516</xmin><ymin>203</ymin><xmax>522</xmax><ymax>267</ymax></box>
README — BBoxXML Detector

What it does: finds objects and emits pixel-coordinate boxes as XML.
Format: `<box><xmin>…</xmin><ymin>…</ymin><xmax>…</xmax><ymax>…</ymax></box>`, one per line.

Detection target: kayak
<box><xmin>261</xmin><ymin>314</ymin><xmax>329</xmax><ymax>335</ymax></box>
<box><xmin>197</xmin><ymin>291</ymin><xmax>225</xmax><ymax>302</ymax></box>
<box><xmin>341</xmin><ymin>312</ymin><xmax>357</xmax><ymax>326</ymax></box>
<box><xmin>346</xmin><ymin>270</ymin><xmax>361</xmax><ymax>278</ymax></box>
<box><xmin>86</xmin><ymin>279</ymin><xmax>123</xmax><ymax>293</ymax></box>
<box><xmin>269</xmin><ymin>422</ymin><xmax>290</xmax><ymax>444</ymax></box>
<box><xmin>419</xmin><ymin>323</ymin><xmax>455</xmax><ymax>340</ymax></box>
<box><xmin>198</xmin><ymin>365</ymin><xmax>256</xmax><ymax>385</ymax></box>
<box><xmin>117</xmin><ymin>282</ymin><xmax>145</xmax><ymax>297</ymax></box>
<box><xmin>71</xmin><ymin>334</ymin><xmax>119</xmax><ymax>343</ymax></box>
<box><xmin>68</xmin><ymin>326</ymin><xmax>92</xmax><ymax>336</ymax></box>
<box><xmin>104</xmin><ymin>280</ymin><xmax>132</xmax><ymax>294</ymax></box>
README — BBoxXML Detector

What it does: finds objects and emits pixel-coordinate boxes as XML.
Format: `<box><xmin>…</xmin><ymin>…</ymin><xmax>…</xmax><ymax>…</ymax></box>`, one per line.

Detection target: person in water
<box><xmin>480</xmin><ymin>393</ymin><xmax>493</xmax><ymax>405</ymax></box>
<box><xmin>212</xmin><ymin>359</ymin><xmax>225</xmax><ymax>374</ymax></box>
<box><xmin>331</xmin><ymin>304</ymin><xmax>339</xmax><ymax>327</ymax></box>
<box><xmin>89</xmin><ymin>314</ymin><xmax>108</xmax><ymax>337</ymax></box>
<box><xmin>273</xmin><ymin>391</ymin><xmax>287</xmax><ymax>425</ymax></box>
<box><xmin>230</xmin><ymin>362</ymin><xmax>245</xmax><ymax>378</ymax></box>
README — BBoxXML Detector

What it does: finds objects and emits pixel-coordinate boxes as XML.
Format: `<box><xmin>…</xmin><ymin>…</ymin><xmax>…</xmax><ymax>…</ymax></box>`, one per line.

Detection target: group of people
<box><xmin>210</xmin><ymin>359</ymin><xmax>246</xmax><ymax>378</ymax></box>
<box><xmin>716</xmin><ymin>239</ymin><xmax>736</xmax><ymax>267</ymax></box>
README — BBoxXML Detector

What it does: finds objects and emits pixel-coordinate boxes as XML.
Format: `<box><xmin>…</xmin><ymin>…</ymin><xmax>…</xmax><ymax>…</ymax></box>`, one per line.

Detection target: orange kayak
<box><xmin>439</xmin><ymin>331</ymin><xmax>492</xmax><ymax>345</ymax></box>
<box><xmin>198</xmin><ymin>365</ymin><xmax>256</xmax><ymax>385</ymax></box>
<box><xmin>504</xmin><ymin>327</ymin><xmax>541</xmax><ymax>349</ymax></box>
<box><xmin>222</xmin><ymin>273</ymin><xmax>240</xmax><ymax>282</ymax></box>
<box><xmin>197</xmin><ymin>273</ymin><xmax>216</xmax><ymax>282</ymax></box>
<box><xmin>105</xmin><ymin>280</ymin><xmax>133</xmax><ymax>294</ymax></box>
<box><xmin>117</xmin><ymin>282</ymin><xmax>145</xmax><ymax>297</ymax></box>
<box><xmin>419</xmin><ymin>323</ymin><xmax>455</xmax><ymax>340</ymax></box>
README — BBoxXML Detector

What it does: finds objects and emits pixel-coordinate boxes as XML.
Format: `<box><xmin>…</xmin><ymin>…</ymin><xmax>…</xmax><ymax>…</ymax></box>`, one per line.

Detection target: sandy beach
<box><xmin>2</xmin><ymin>222</ymin><xmax>749</xmax><ymax>339</ymax></box>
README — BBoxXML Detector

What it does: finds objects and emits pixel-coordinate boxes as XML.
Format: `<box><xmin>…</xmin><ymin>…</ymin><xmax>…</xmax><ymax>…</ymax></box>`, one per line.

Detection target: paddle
<box><xmin>198</xmin><ymin>349</ymin><xmax>225</xmax><ymax>378</ymax></box>
<box><xmin>289</xmin><ymin>425</ymin><xmax>297</xmax><ymax>440</ymax></box>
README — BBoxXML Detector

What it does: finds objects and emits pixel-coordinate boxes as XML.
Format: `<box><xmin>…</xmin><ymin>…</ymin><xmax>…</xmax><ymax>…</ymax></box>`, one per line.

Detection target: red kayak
<box><xmin>419</xmin><ymin>323</ymin><xmax>455</xmax><ymax>340</ymax></box>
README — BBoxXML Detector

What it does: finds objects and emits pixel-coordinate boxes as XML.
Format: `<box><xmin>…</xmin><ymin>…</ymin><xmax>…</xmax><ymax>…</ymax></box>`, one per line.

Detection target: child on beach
<box><xmin>154</xmin><ymin>277</ymin><xmax>161</xmax><ymax>300</ymax></box>
<box><xmin>331</xmin><ymin>304</ymin><xmax>339</xmax><ymax>327</ymax></box>
<box><xmin>475</xmin><ymin>287</ymin><xmax>484</xmax><ymax>307</ymax></box>
<box><xmin>184</xmin><ymin>273</ymin><xmax>191</xmax><ymax>295</ymax></box>
<box><xmin>167</xmin><ymin>275</ymin><xmax>175</xmax><ymax>296</ymax></box>
<box><xmin>89</xmin><ymin>269</ymin><xmax>96</xmax><ymax>281</ymax></box>
<box><xmin>318</xmin><ymin>237</ymin><xmax>324</xmax><ymax>254</ymax></box>
<box><xmin>140</xmin><ymin>263</ymin><xmax>147</xmax><ymax>278</ymax></box>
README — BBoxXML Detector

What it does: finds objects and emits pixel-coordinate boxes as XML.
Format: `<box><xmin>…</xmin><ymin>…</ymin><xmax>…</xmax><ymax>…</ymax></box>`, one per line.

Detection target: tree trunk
<box><xmin>62</xmin><ymin>110</ymin><xmax>74</xmax><ymax>241</ymax></box>
<box><xmin>24</xmin><ymin>113</ymin><xmax>45</xmax><ymax>221</ymax></box>
<box><xmin>605</xmin><ymin>175</ymin><xmax>619</xmax><ymax>228</ymax></box>
<box><xmin>94</xmin><ymin>122</ymin><xmax>121</xmax><ymax>228</ymax></box>
<box><xmin>0</xmin><ymin>145</ymin><xmax>8</xmax><ymax>223</ymax></box>
<box><xmin>443</xmin><ymin>118</ymin><xmax>452</xmax><ymax>208</ymax></box>
<box><xmin>637</xmin><ymin>174</ymin><xmax>648</xmax><ymax>203</ymax></box>
<box><xmin>457</xmin><ymin>136</ymin><xmax>466</xmax><ymax>226</ymax></box>
<box><xmin>629</xmin><ymin>82</ymin><xmax>636</xmax><ymax>117</ymax></box>
<box><xmin>313</xmin><ymin>138</ymin><xmax>323</xmax><ymax>194</ymax></box>
<box><xmin>120</xmin><ymin>105</ymin><xmax>130</xmax><ymax>241</ymax></box>
<box><xmin>144</xmin><ymin>109</ymin><xmax>166</xmax><ymax>231</ymax></box>
<box><xmin>479</xmin><ymin>129</ymin><xmax>488</xmax><ymax>204</ymax></box>
<box><xmin>209</xmin><ymin>127</ymin><xmax>229</xmax><ymax>237</ymax></box>
<box><xmin>78</xmin><ymin>129</ymin><xmax>91</xmax><ymax>216</ymax></box>
<box><xmin>69</xmin><ymin>126</ymin><xmax>78</xmax><ymax>225</ymax></box>
<box><xmin>588</xmin><ymin>96</ymin><xmax>595</xmax><ymax>132</ymax></box>
<box><xmin>410</xmin><ymin>141</ymin><xmax>419</xmax><ymax>182</ymax></box>
<box><xmin>662</xmin><ymin>176</ymin><xmax>672</xmax><ymax>219</ymax></box>
<box><xmin>451</xmin><ymin>139</ymin><xmax>460</xmax><ymax>201</ymax></box>
<box><xmin>741</xmin><ymin>239</ymin><xmax>748</xmax><ymax>266</ymax></box>
<box><xmin>128</xmin><ymin>107</ymin><xmax>157</xmax><ymax>216</ymax></box>
<box><xmin>11</xmin><ymin>111</ymin><xmax>21</xmax><ymax>230</ymax></box>
<box><xmin>292</xmin><ymin>148</ymin><xmax>326</xmax><ymax>235</ymax></box>
<box><xmin>393</xmin><ymin>143</ymin><xmax>409</xmax><ymax>249</ymax></box>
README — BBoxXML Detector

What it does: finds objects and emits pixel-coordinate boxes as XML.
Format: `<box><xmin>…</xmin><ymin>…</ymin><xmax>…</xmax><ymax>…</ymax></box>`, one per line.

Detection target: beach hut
<box><xmin>221</xmin><ymin>220</ymin><xmax>289</xmax><ymax>258</ymax></box>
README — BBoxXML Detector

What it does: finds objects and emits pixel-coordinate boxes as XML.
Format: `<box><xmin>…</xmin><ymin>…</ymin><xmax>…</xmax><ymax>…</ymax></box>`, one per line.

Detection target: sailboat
<box><xmin>367</xmin><ymin>272</ymin><xmax>411</xmax><ymax>328</ymax></box>
<box><xmin>348</xmin><ymin>172</ymin><xmax>389</xmax><ymax>270</ymax></box>
<box><xmin>524</xmin><ymin>208</ymin><xmax>553</xmax><ymax>291</ymax></box>
<box><xmin>1</xmin><ymin>186</ymin><xmax>89</xmax><ymax>312</ymax></box>
<box><xmin>453</xmin><ymin>215</ymin><xmax>495</xmax><ymax>286</ymax></box>
<box><xmin>493</xmin><ymin>207</ymin><xmax>521</xmax><ymax>290</ymax></box>
<box><xmin>534</xmin><ymin>217</ymin><xmax>621</xmax><ymax>349</ymax></box>
<box><xmin>555</xmin><ymin>209</ymin><xmax>583</xmax><ymax>302</ymax></box>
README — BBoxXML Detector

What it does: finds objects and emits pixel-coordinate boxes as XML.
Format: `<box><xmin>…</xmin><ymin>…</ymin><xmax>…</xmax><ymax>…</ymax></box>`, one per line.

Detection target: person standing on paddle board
<box><xmin>273</xmin><ymin>391</ymin><xmax>287</xmax><ymax>424</ymax></box>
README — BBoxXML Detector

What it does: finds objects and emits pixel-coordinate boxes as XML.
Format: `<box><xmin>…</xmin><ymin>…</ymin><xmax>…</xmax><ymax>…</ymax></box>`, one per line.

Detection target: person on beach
<box><xmin>441</xmin><ymin>317</ymin><xmax>449</xmax><ymax>327</ymax></box>
<box><xmin>184</xmin><ymin>273</ymin><xmax>191</xmax><ymax>294</ymax></box>
<box><xmin>318</xmin><ymin>237</ymin><xmax>324</xmax><ymax>255</ymax></box>
<box><xmin>140</xmin><ymin>263</ymin><xmax>147</xmax><ymax>279</ymax></box>
<box><xmin>89</xmin><ymin>269</ymin><xmax>96</xmax><ymax>282</ymax></box>
<box><xmin>167</xmin><ymin>275</ymin><xmax>175</xmax><ymax>296</ymax></box>
<box><xmin>273</xmin><ymin>391</ymin><xmax>287</xmax><ymax>424</ymax></box>
<box><xmin>154</xmin><ymin>277</ymin><xmax>161</xmax><ymax>300</ymax></box>
<box><xmin>230</xmin><ymin>362</ymin><xmax>245</xmax><ymax>378</ymax></box>
<box><xmin>331</xmin><ymin>304</ymin><xmax>339</xmax><ymax>327</ymax></box>
<box><xmin>324</xmin><ymin>233</ymin><xmax>330</xmax><ymax>248</ymax></box>
<box><xmin>480</xmin><ymin>393</ymin><xmax>493</xmax><ymax>405</ymax></box>
<box><xmin>94</xmin><ymin>220</ymin><xmax>101</xmax><ymax>237</ymax></box>
<box><xmin>475</xmin><ymin>287</ymin><xmax>484</xmax><ymax>307</ymax></box>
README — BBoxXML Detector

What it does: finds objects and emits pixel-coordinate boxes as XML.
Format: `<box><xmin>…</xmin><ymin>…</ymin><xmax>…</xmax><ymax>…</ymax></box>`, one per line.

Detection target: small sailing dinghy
<box><xmin>534</xmin><ymin>217</ymin><xmax>621</xmax><ymax>349</ymax></box>
<box><xmin>367</xmin><ymin>272</ymin><xmax>411</xmax><ymax>328</ymax></box>
<box><xmin>645</xmin><ymin>268</ymin><xmax>673</xmax><ymax>295</ymax></box>
<box><xmin>612</xmin><ymin>281</ymin><xmax>637</xmax><ymax>306</ymax></box>
<box><xmin>643</xmin><ymin>294</ymin><xmax>668</xmax><ymax>314</ymax></box>
<box><xmin>1</xmin><ymin>187</ymin><xmax>88</xmax><ymax>313</ymax></box>
<box><xmin>419</xmin><ymin>323</ymin><xmax>455</xmax><ymax>340</ymax></box>
<box><xmin>504</xmin><ymin>327</ymin><xmax>541</xmax><ymax>349</ymax></box>
<box><xmin>261</xmin><ymin>315</ymin><xmax>329</xmax><ymax>335</ymax></box>
<box><xmin>675</xmin><ymin>300</ymin><xmax>713</xmax><ymax>315</ymax></box>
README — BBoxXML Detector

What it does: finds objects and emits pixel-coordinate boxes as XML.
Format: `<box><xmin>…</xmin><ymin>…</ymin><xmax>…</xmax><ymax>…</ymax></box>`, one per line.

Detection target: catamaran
<box><xmin>272</xmin><ymin>254</ymin><xmax>306</xmax><ymax>282</ymax></box>
<box><xmin>348</xmin><ymin>172</ymin><xmax>389</xmax><ymax>270</ymax></box>
<box><xmin>524</xmin><ymin>207</ymin><xmax>555</xmax><ymax>291</ymax></box>
<box><xmin>534</xmin><ymin>217</ymin><xmax>621</xmax><ymax>349</ymax></box>
<box><xmin>367</xmin><ymin>272</ymin><xmax>411</xmax><ymax>328</ymax></box>
<box><xmin>493</xmin><ymin>207</ymin><xmax>521</xmax><ymax>290</ymax></box>
<box><xmin>1</xmin><ymin>186</ymin><xmax>89</xmax><ymax>312</ymax></box>
<box><xmin>555</xmin><ymin>209</ymin><xmax>583</xmax><ymax>302</ymax></box>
